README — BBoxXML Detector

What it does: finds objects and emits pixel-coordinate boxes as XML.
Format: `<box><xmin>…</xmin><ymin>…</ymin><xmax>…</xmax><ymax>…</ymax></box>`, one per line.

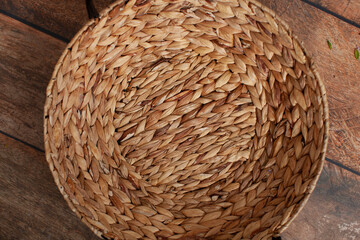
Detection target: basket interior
<box><xmin>44</xmin><ymin>0</ymin><xmax>328</xmax><ymax>239</ymax></box>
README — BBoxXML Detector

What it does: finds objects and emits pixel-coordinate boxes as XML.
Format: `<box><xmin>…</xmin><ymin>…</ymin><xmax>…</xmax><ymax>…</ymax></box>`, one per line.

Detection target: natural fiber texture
<box><xmin>44</xmin><ymin>0</ymin><xmax>329</xmax><ymax>239</ymax></box>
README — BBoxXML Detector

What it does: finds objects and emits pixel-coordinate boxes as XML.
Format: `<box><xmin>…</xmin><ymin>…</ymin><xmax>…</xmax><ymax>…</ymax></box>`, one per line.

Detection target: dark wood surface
<box><xmin>0</xmin><ymin>0</ymin><xmax>359</xmax><ymax>239</ymax></box>
<box><xmin>0</xmin><ymin>13</ymin><xmax>65</xmax><ymax>150</ymax></box>
<box><xmin>0</xmin><ymin>0</ymin><xmax>114</xmax><ymax>41</ymax></box>
<box><xmin>307</xmin><ymin>0</ymin><xmax>360</xmax><ymax>26</ymax></box>
<box><xmin>0</xmin><ymin>133</ymin><xmax>98</xmax><ymax>240</ymax></box>
<box><xmin>282</xmin><ymin>162</ymin><xmax>360</xmax><ymax>240</ymax></box>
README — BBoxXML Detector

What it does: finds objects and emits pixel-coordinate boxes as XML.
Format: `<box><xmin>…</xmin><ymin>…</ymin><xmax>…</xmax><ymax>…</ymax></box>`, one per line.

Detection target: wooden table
<box><xmin>0</xmin><ymin>0</ymin><xmax>359</xmax><ymax>239</ymax></box>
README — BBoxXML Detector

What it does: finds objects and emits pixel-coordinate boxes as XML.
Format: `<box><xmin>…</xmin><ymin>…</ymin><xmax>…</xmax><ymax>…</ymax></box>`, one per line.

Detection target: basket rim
<box><xmin>43</xmin><ymin>0</ymin><xmax>330</xmax><ymax>238</ymax></box>
<box><xmin>251</xmin><ymin>0</ymin><xmax>330</xmax><ymax>234</ymax></box>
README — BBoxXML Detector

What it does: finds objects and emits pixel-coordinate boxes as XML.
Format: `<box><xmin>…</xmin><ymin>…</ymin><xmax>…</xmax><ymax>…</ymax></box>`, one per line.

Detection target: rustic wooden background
<box><xmin>0</xmin><ymin>0</ymin><xmax>359</xmax><ymax>239</ymax></box>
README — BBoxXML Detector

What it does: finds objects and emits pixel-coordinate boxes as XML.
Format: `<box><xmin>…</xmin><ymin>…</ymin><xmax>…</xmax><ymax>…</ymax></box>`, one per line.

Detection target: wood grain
<box><xmin>258</xmin><ymin>0</ymin><xmax>360</xmax><ymax>174</ymax></box>
<box><xmin>0</xmin><ymin>13</ymin><xmax>65</xmax><ymax>150</ymax></box>
<box><xmin>307</xmin><ymin>0</ymin><xmax>360</xmax><ymax>26</ymax></box>
<box><xmin>281</xmin><ymin>161</ymin><xmax>360</xmax><ymax>240</ymax></box>
<box><xmin>0</xmin><ymin>134</ymin><xmax>98</xmax><ymax>240</ymax></box>
<box><xmin>0</xmin><ymin>0</ymin><xmax>115</xmax><ymax>41</ymax></box>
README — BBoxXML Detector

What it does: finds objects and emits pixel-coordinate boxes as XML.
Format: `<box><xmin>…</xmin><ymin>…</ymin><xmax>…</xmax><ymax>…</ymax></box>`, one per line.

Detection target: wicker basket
<box><xmin>44</xmin><ymin>0</ymin><xmax>329</xmax><ymax>239</ymax></box>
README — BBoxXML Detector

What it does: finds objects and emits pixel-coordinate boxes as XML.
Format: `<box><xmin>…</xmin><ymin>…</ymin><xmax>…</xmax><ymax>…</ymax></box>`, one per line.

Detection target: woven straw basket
<box><xmin>44</xmin><ymin>0</ymin><xmax>329</xmax><ymax>239</ymax></box>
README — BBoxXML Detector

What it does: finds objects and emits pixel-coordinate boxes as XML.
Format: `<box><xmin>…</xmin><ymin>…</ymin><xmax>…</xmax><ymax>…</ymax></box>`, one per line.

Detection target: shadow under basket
<box><xmin>44</xmin><ymin>0</ymin><xmax>329</xmax><ymax>239</ymax></box>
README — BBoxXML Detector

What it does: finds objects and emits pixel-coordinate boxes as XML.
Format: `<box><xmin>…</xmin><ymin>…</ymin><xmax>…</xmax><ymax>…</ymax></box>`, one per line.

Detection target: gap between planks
<box><xmin>0</xmin><ymin>9</ymin><xmax>69</xmax><ymax>43</ymax></box>
<box><xmin>301</xmin><ymin>0</ymin><xmax>360</xmax><ymax>28</ymax></box>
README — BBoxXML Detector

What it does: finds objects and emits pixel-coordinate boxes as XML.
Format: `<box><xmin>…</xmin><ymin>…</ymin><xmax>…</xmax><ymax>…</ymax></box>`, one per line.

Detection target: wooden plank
<box><xmin>0</xmin><ymin>134</ymin><xmax>98</xmax><ymax>240</ymax></box>
<box><xmin>281</xmin><ymin>162</ymin><xmax>360</xmax><ymax>240</ymax></box>
<box><xmin>0</xmin><ymin>0</ymin><xmax>115</xmax><ymax>41</ymax></box>
<box><xmin>0</xmin><ymin>13</ymin><xmax>65</xmax><ymax>150</ymax></box>
<box><xmin>306</xmin><ymin>0</ymin><xmax>360</xmax><ymax>26</ymax></box>
<box><xmin>258</xmin><ymin>0</ymin><xmax>360</xmax><ymax>175</ymax></box>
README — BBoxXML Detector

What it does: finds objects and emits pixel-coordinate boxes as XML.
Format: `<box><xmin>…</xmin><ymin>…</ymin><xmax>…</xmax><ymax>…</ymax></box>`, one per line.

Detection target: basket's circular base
<box><xmin>44</xmin><ymin>0</ymin><xmax>329</xmax><ymax>239</ymax></box>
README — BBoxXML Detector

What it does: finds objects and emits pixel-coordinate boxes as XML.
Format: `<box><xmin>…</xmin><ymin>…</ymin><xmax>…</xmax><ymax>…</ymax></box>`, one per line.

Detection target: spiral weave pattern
<box><xmin>44</xmin><ymin>0</ymin><xmax>329</xmax><ymax>239</ymax></box>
